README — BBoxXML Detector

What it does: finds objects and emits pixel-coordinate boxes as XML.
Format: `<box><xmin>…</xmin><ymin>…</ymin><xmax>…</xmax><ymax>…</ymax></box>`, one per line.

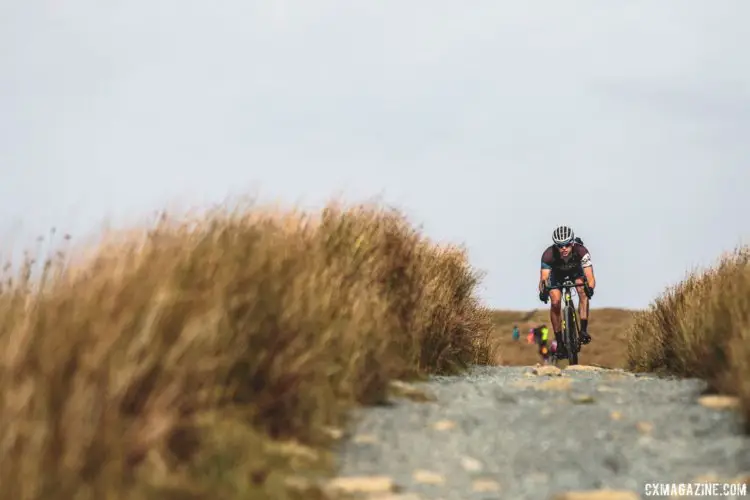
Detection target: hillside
<box><xmin>490</xmin><ymin>308</ymin><xmax>639</xmax><ymax>368</ymax></box>
<box><xmin>0</xmin><ymin>194</ymin><xmax>745</xmax><ymax>499</ymax></box>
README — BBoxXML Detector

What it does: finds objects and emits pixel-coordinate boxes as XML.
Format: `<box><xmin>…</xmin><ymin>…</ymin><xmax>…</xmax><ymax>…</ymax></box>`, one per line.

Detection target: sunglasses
<box><xmin>555</xmin><ymin>242</ymin><xmax>573</xmax><ymax>249</ymax></box>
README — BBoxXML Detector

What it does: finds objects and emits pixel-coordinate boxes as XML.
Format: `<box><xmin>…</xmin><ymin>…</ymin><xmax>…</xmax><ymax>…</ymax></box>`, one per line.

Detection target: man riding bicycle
<box><xmin>537</xmin><ymin>226</ymin><xmax>596</xmax><ymax>360</ymax></box>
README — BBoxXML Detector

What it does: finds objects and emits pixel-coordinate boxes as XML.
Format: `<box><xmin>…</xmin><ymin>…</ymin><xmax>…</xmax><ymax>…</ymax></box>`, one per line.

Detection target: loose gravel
<box><xmin>333</xmin><ymin>365</ymin><xmax>750</xmax><ymax>500</ymax></box>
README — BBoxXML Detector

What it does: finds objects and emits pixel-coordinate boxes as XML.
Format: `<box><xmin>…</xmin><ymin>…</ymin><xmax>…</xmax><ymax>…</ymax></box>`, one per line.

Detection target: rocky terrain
<box><xmin>330</xmin><ymin>365</ymin><xmax>749</xmax><ymax>500</ymax></box>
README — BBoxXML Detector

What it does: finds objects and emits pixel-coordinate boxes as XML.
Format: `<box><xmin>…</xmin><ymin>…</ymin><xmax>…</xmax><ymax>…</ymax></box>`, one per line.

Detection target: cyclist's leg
<box><xmin>574</xmin><ymin>273</ymin><xmax>591</xmax><ymax>344</ymax></box>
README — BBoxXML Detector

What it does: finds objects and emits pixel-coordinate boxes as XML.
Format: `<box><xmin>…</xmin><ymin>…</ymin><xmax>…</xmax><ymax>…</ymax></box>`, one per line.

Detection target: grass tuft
<box><xmin>626</xmin><ymin>245</ymin><xmax>750</xmax><ymax>425</ymax></box>
<box><xmin>0</xmin><ymin>199</ymin><xmax>494</xmax><ymax>500</ymax></box>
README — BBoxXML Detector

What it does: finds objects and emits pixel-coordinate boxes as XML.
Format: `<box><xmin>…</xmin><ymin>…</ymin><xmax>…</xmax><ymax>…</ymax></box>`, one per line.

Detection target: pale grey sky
<box><xmin>2</xmin><ymin>1</ymin><xmax>749</xmax><ymax>309</ymax></box>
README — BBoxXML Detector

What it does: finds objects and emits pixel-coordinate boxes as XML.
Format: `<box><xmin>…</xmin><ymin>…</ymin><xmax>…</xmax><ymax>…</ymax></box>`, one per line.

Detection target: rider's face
<box><xmin>557</xmin><ymin>243</ymin><xmax>573</xmax><ymax>256</ymax></box>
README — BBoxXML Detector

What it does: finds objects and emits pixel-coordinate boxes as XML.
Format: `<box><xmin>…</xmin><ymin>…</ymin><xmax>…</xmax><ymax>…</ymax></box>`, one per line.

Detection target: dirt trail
<box><xmin>332</xmin><ymin>365</ymin><xmax>750</xmax><ymax>500</ymax></box>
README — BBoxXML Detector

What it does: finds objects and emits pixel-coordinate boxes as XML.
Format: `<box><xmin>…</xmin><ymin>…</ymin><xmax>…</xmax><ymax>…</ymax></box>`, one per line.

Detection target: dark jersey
<box><xmin>540</xmin><ymin>243</ymin><xmax>592</xmax><ymax>274</ymax></box>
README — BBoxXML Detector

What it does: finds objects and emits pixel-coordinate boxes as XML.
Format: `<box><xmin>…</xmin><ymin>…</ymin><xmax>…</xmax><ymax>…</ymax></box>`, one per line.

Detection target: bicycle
<box><xmin>542</xmin><ymin>279</ymin><xmax>592</xmax><ymax>366</ymax></box>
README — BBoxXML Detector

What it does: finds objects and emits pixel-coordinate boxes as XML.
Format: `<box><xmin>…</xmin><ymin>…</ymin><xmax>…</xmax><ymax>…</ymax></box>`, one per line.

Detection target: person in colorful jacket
<box><xmin>528</xmin><ymin>324</ymin><xmax>554</xmax><ymax>363</ymax></box>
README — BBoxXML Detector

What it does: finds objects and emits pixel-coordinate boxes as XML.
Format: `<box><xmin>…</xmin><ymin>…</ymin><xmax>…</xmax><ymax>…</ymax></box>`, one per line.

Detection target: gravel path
<box><xmin>332</xmin><ymin>365</ymin><xmax>750</xmax><ymax>500</ymax></box>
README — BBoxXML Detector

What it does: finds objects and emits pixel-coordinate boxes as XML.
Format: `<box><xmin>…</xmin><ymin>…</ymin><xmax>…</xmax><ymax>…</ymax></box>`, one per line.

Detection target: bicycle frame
<box><xmin>545</xmin><ymin>279</ymin><xmax>587</xmax><ymax>365</ymax></box>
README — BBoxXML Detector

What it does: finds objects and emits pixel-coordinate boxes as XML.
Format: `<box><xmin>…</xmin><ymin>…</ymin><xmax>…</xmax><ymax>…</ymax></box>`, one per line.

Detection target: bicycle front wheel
<box><xmin>565</xmin><ymin>306</ymin><xmax>579</xmax><ymax>365</ymax></box>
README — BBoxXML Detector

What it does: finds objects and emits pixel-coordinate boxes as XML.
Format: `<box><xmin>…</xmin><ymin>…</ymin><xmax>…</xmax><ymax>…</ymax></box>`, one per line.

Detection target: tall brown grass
<box><xmin>0</xmin><ymin>200</ymin><xmax>495</xmax><ymax>500</ymax></box>
<box><xmin>627</xmin><ymin>245</ymin><xmax>750</xmax><ymax>426</ymax></box>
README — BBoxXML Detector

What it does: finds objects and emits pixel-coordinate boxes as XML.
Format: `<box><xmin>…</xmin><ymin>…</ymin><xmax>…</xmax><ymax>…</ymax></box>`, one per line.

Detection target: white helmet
<box><xmin>552</xmin><ymin>225</ymin><xmax>575</xmax><ymax>246</ymax></box>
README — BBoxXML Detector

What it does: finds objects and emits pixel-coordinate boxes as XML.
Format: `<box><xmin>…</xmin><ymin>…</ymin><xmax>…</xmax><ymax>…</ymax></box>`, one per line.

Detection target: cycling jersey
<box><xmin>540</xmin><ymin>243</ymin><xmax>592</xmax><ymax>275</ymax></box>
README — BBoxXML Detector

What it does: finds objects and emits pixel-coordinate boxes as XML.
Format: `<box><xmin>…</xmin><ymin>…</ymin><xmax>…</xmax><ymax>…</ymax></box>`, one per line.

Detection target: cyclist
<box><xmin>529</xmin><ymin>324</ymin><xmax>552</xmax><ymax>364</ymax></box>
<box><xmin>537</xmin><ymin>226</ymin><xmax>596</xmax><ymax>360</ymax></box>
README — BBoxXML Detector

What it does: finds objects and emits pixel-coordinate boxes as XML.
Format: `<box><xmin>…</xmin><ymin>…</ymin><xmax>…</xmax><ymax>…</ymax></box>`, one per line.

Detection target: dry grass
<box><xmin>626</xmin><ymin>246</ymin><xmax>750</xmax><ymax>426</ymax></box>
<box><xmin>489</xmin><ymin>308</ymin><xmax>638</xmax><ymax>368</ymax></box>
<box><xmin>0</xmin><ymin>199</ymin><xmax>494</xmax><ymax>500</ymax></box>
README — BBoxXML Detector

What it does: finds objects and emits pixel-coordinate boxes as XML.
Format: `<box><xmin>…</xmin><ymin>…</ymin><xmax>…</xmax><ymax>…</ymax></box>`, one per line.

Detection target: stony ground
<box><xmin>330</xmin><ymin>365</ymin><xmax>750</xmax><ymax>500</ymax></box>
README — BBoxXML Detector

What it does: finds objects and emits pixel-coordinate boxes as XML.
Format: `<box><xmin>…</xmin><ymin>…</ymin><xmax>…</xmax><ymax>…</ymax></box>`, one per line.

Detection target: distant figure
<box><xmin>512</xmin><ymin>324</ymin><xmax>520</xmax><ymax>341</ymax></box>
<box><xmin>529</xmin><ymin>324</ymin><xmax>552</xmax><ymax>364</ymax></box>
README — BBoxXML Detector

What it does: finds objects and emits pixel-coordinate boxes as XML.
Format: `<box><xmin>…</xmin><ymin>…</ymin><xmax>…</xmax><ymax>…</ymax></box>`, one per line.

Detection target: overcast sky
<box><xmin>2</xmin><ymin>1</ymin><xmax>749</xmax><ymax>310</ymax></box>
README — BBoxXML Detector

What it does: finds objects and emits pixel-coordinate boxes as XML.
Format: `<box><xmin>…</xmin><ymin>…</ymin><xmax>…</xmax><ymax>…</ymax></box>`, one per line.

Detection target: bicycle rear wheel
<box><xmin>565</xmin><ymin>306</ymin><xmax>580</xmax><ymax>365</ymax></box>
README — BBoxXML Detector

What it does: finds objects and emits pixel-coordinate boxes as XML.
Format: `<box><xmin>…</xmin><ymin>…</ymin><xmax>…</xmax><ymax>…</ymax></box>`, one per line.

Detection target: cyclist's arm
<box><xmin>583</xmin><ymin>265</ymin><xmax>595</xmax><ymax>289</ymax></box>
<box><xmin>577</xmin><ymin>245</ymin><xmax>596</xmax><ymax>288</ymax></box>
<box><xmin>539</xmin><ymin>267</ymin><xmax>550</xmax><ymax>291</ymax></box>
<box><xmin>539</xmin><ymin>248</ymin><xmax>553</xmax><ymax>291</ymax></box>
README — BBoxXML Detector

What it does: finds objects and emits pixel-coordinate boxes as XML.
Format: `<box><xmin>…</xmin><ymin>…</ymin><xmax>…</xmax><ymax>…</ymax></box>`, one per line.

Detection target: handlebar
<box><xmin>544</xmin><ymin>280</ymin><xmax>591</xmax><ymax>291</ymax></box>
<box><xmin>539</xmin><ymin>280</ymin><xmax>593</xmax><ymax>304</ymax></box>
